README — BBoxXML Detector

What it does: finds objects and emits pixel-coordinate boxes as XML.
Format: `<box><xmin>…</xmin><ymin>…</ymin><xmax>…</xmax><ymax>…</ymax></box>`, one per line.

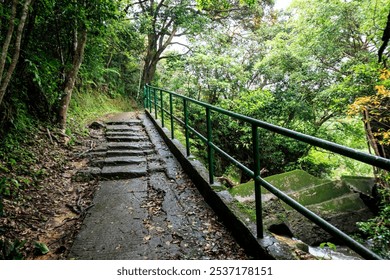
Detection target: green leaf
<box><xmin>34</xmin><ymin>242</ymin><xmax>50</xmax><ymax>255</ymax></box>
<box><xmin>320</xmin><ymin>242</ymin><xmax>337</xmax><ymax>251</ymax></box>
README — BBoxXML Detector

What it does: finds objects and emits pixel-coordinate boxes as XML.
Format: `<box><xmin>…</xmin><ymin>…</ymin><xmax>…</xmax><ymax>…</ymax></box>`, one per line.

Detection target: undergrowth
<box><xmin>356</xmin><ymin>177</ymin><xmax>390</xmax><ymax>259</ymax></box>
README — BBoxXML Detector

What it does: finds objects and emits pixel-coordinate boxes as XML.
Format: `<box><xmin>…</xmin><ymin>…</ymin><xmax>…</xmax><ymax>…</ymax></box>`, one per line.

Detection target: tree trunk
<box><xmin>58</xmin><ymin>29</ymin><xmax>87</xmax><ymax>130</ymax></box>
<box><xmin>363</xmin><ymin>109</ymin><xmax>381</xmax><ymax>158</ymax></box>
<box><xmin>0</xmin><ymin>0</ymin><xmax>17</xmax><ymax>83</ymax></box>
<box><xmin>142</xmin><ymin>26</ymin><xmax>177</xmax><ymax>85</ymax></box>
<box><xmin>0</xmin><ymin>0</ymin><xmax>33</xmax><ymax>107</ymax></box>
<box><xmin>142</xmin><ymin>59</ymin><xmax>158</xmax><ymax>85</ymax></box>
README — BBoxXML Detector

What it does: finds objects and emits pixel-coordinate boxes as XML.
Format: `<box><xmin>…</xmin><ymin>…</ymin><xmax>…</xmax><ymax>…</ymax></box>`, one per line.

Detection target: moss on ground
<box><xmin>229</xmin><ymin>180</ymin><xmax>256</xmax><ymax>197</ymax></box>
<box><xmin>229</xmin><ymin>169</ymin><xmax>329</xmax><ymax>198</ymax></box>
<box><xmin>264</xmin><ymin>169</ymin><xmax>330</xmax><ymax>192</ymax></box>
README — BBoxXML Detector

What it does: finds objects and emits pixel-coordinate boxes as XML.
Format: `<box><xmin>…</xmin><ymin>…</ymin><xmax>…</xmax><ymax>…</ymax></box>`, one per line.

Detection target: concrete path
<box><xmin>69</xmin><ymin>113</ymin><xmax>247</xmax><ymax>260</ymax></box>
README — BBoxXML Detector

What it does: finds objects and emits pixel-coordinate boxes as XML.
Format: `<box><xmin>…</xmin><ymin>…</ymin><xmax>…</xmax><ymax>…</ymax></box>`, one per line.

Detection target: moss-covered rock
<box><xmin>229</xmin><ymin>169</ymin><xmax>376</xmax><ymax>245</ymax></box>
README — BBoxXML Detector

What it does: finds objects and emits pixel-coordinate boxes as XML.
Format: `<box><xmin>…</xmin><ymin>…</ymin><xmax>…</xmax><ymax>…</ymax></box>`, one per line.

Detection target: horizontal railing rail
<box><xmin>144</xmin><ymin>84</ymin><xmax>390</xmax><ymax>260</ymax></box>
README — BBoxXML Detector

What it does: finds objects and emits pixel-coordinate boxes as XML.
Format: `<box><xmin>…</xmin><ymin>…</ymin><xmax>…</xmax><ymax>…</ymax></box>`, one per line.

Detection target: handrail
<box><xmin>144</xmin><ymin>84</ymin><xmax>388</xmax><ymax>260</ymax></box>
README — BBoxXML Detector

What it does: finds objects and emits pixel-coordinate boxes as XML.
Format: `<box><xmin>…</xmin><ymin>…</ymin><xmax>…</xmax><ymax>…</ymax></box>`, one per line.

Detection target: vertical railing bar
<box><xmin>143</xmin><ymin>85</ymin><xmax>146</xmax><ymax>109</ymax></box>
<box><xmin>148</xmin><ymin>86</ymin><xmax>152</xmax><ymax>112</ymax></box>
<box><xmin>145</xmin><ymin>85</ymin><xmax>148</xmax><ymax>110</ymax></box>
<box><xmin>183</xmin><ymin>99</ymin><xmax>190</xmax><ymax>157</ymax></box>
<box><xmin>160</xmin><ymin>90</ymin><xmax>164</xmax><ymax>127</ymax></box>
<box><xmin>143</xmin><ymin>85</ymin><xmax>144</xmax><ymax>108</ymax></box>
<box><xmin>169</xmin><ymin>91</ymin><xmax>174</xmax><ymax>139</ymax></box>
<box><xmin>206</xmin><ymin>107</ymin><xmax>214</xmax><ymax>185</ymax></box>
<box><xmin>146</xmin><ymin>85</ymin><xmax>149</xmax><ymax>111</ymax></box>
<box><xmin>252</xmin><ymin>124</ymin><xmax>263</xmax><ymax>238</ymax></box>
<box><xmin>153</xmin><ymin>88</ymin><xmax>158</xmax><ymax>119</ymax></box>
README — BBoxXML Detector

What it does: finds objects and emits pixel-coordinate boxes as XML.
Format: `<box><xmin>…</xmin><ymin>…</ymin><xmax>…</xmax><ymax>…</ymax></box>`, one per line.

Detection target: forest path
<box><xmin>69</xmin><ymin>112</ymin><xmax>247</xmax><ymax>260</ymax></box>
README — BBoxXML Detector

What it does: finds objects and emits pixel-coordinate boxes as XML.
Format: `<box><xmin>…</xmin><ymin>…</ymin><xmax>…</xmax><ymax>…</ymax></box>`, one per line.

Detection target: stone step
<box><xmin>101</xmin><ymin>164</ymin><xmax>147</xmax><ymax>179</ymax></box>
<box><xmin>107</xmin><ymin>149</ymin><xmax>155</xmax><ymax>157</ymax></box>
<box><xmin>106</xmin><ymin>136</ymin><xmax>149</xmax><ymax>142</ymax></box>
<box><xmin>147</xmin><ymin>160</ymin><xmax>166</xmax><ymax>172</ymax></box>
<box><xmin>285</xmin><ymin>193</ymin><xmax>374</xmax><ymax>245</ymax></box>
<box><xmin>281</xmin><ymin>192</ymin><xmax>369</xmax><ymax>215</ymax></box>
<box><xmin>106</xmin><ymin>125</ymin><xmax>144</xmax><ymax>132</ymax></box>
<box><xmin>307</xmin><ymin>193</ymin><xmax>368</xmax><ymax>214</ymax></box>
<box><xmin>264</xmin><ymin>169</ymin><xmax>330</xmax><ymax>193</ymax></box>
<box><xmin>92</xmin><ymin>145</ymin><xmax>107</xmax><ymax>152</ymax></box>
<box><xmin>91</xmin><ymin>156</ymin><xmax>147</xmax><ymax>167</ymax></box>
<box><xmin>107</xmin><ymin>142</ymin><xmax>154</xmax><ymax>150</ymax></box>
<box><xmin>105</xmin><ymin>156</ymin><xmax>146</xmax><ymax>164</ymax></box>
<box><xmin>105</xmin><ymin>131</ymin><xmax>145</xmax><ymax>137</ymax></box>
<box><xmin>341</xmin><ymin>176</ymin><xmax>375</xmax><ymax>197</ymax></box>
<box><xmin>73</xmin><ymin>167</ymin><xmax>102</xmax><ymax>181</ymax></box>
<box><xmin>105</xmin><ymin>120</ymin><xmax>142</xmax><ymax>126</ymax></box>
<box><xmin>288</xmin><ymin>181</ymin><xmax>351</xmax><ymax>206</ymax></box>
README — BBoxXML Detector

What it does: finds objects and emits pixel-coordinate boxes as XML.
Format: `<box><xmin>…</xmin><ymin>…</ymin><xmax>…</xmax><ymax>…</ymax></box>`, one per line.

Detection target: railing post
<box><xmin>143</xmin><ymin>85</ymin><xmax>147</xmax><ymax>109</ymax></box>
<box><xmin>252</xmin><ymin>124</ymin><xmax>263</xmax><ymax>238</ymax></box>
<box><xmin>183</xmin><ymin>99</ymin><xmax>190</xmax><ymax>157</ymax></box>
<box><xmin>169</xmin><ymin>91</ymin><xmax>174</xmax><ymax>139</ymax></box>
<box><xmin>153</xmin><ymin>88</ymin><xmax>158</xmax><ymax>119</ymax></box>
<box><xmin>148</xmin><ymin>86</ymin><xmax>152</xmax><ymax>112</ymax></box>
<box><xmin>206</xmin><ymin>107</ymin><xmax>214</xmax><ymax>185</ymax></box>
<box><xmin>160</xmin><ymin>90</ymin><xmax>164</xmax><ymax>127</ymax></box>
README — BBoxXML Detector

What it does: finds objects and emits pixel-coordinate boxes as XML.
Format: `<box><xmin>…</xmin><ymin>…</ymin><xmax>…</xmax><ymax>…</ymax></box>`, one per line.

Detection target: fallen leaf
<box><xmin>144</xmin><ymin>235</ymin><xmax>151</xmax><ymax>241</ymax></box>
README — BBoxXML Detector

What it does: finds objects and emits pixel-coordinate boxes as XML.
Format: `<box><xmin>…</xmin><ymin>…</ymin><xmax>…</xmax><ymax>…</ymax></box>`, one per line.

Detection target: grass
<box><xmin>68</xmin><ymin>89</ymin><xmax>137</xmax><ymax>133</ymax></box>
<box><xmin>234</xmin><ymin>201</ymin><xmax>257</xmax><ymax>222</ymax></box>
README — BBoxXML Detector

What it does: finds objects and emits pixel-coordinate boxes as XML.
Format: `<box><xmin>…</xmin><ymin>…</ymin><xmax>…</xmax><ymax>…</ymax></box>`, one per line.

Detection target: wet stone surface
<box><xmin>69</xmin><ymin>113</ymin><xmax>247</xmax><ymax>260</ymax></box>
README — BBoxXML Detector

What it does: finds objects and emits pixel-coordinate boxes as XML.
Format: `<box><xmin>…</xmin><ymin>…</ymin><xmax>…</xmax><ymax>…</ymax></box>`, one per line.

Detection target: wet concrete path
<box><xmin>69</xmin><ymin>113</ymin><xmax>247</xmax><ymax>260</ymax></box>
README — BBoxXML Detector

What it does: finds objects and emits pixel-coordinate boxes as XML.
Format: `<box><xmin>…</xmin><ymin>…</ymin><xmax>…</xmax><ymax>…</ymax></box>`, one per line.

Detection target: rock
<box><xmin>89</xmin><ymin>121</ymin><xmax>105</xmax><ymax>129</ymax></box>
<box><xmin>73</xmin><ymin>167</ymin><xmax>101</xmax><ymax>182</ymax></box>
<box><xmin>217</xmin><ymin>190</ymin><xmax>235</xmax><ymax>203</ymax></box>
<box><xmin>231</xmin><ymin>169</ymin><xmax>376</xmax><ymax>246</ymax></box>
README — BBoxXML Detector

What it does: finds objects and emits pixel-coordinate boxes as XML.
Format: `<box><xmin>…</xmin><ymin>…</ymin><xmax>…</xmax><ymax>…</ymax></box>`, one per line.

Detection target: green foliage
<box><xmin>319</xmin><ymin>242</ymin><xmax>337</xmax><ymax>251</ymax></box>
<box><xmin>319</xmin><ymin>242</ymin><xmax>337</xmax><ymax>260</ymax></box>
<box><xmin>357</xmin><ymin>187</ymin><xmax>390</xmax><ymax>259</ymax></box>
<box><xmin>1</xmin><ymin>0</ymin><xmax>143</xmax><ymax>135</ymax></box>
<box><xmin>0</xmin><ymin>117</ymin><xmax>47</xmax><ymax>205</ymax></box>
<box><xmin>157</xmin><ymin>0</ymin><xmax>389</xmax><ymax>179</ymax></box>
<box><xmin>34</xmin><ymin>242</ymin><xmax>50</xmax><ymax>255</ymax></box>
<box><xmin>299</xmin><ymin>148</ymin><xmax>373</xmax><ymax>179</ymax></box>
<box><xmin>223</xmin><ymin>164</ymin><xmax>242</xmax><ymax>184</ymax></box>
<box><xmin>80</xmin><ymin>18</ymin><xmax>144</xmax><ymax>99</ymax></box>
<box><xmin>0</xmin><ymin>239</ymin><xmax>26</xmax><ymax>260</ymax></box>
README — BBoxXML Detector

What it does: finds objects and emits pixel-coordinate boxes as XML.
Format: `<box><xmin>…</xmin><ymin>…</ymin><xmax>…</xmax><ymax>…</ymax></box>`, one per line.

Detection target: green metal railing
<box><xmin>144</xmin><ymin>84</ymin><xmax>390</xmax><ymax>260</ymax></box>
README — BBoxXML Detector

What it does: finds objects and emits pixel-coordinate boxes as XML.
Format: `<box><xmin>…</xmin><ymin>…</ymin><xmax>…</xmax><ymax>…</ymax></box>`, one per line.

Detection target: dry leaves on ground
<box><xmin>0</xmin><ymin>126</ymin><xmax>104</xmax><ymax>259</ymax></box>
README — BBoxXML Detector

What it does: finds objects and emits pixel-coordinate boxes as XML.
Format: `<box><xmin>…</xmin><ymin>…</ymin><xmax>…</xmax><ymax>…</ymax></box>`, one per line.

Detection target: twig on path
<box><xmin>46</xmin><ymin>128</ymin><xmax>54</xmax><ymax>144</ymax></box>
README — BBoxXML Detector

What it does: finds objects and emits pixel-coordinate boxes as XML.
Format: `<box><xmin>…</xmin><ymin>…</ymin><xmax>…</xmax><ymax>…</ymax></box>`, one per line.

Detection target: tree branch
<box><xmin>378</xmin><ymin>10</ymin><xmax>390</xmax><ymax>63</ymax></box>
<box><xmin>168</xmin><ymin>41</ymin><xmax>192</xmax><ymax>50</ymax></box>
<box><xmin>125</xmin><ymin>0</ymin><xmax>148</xmax><ymax>13</ymax></box>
